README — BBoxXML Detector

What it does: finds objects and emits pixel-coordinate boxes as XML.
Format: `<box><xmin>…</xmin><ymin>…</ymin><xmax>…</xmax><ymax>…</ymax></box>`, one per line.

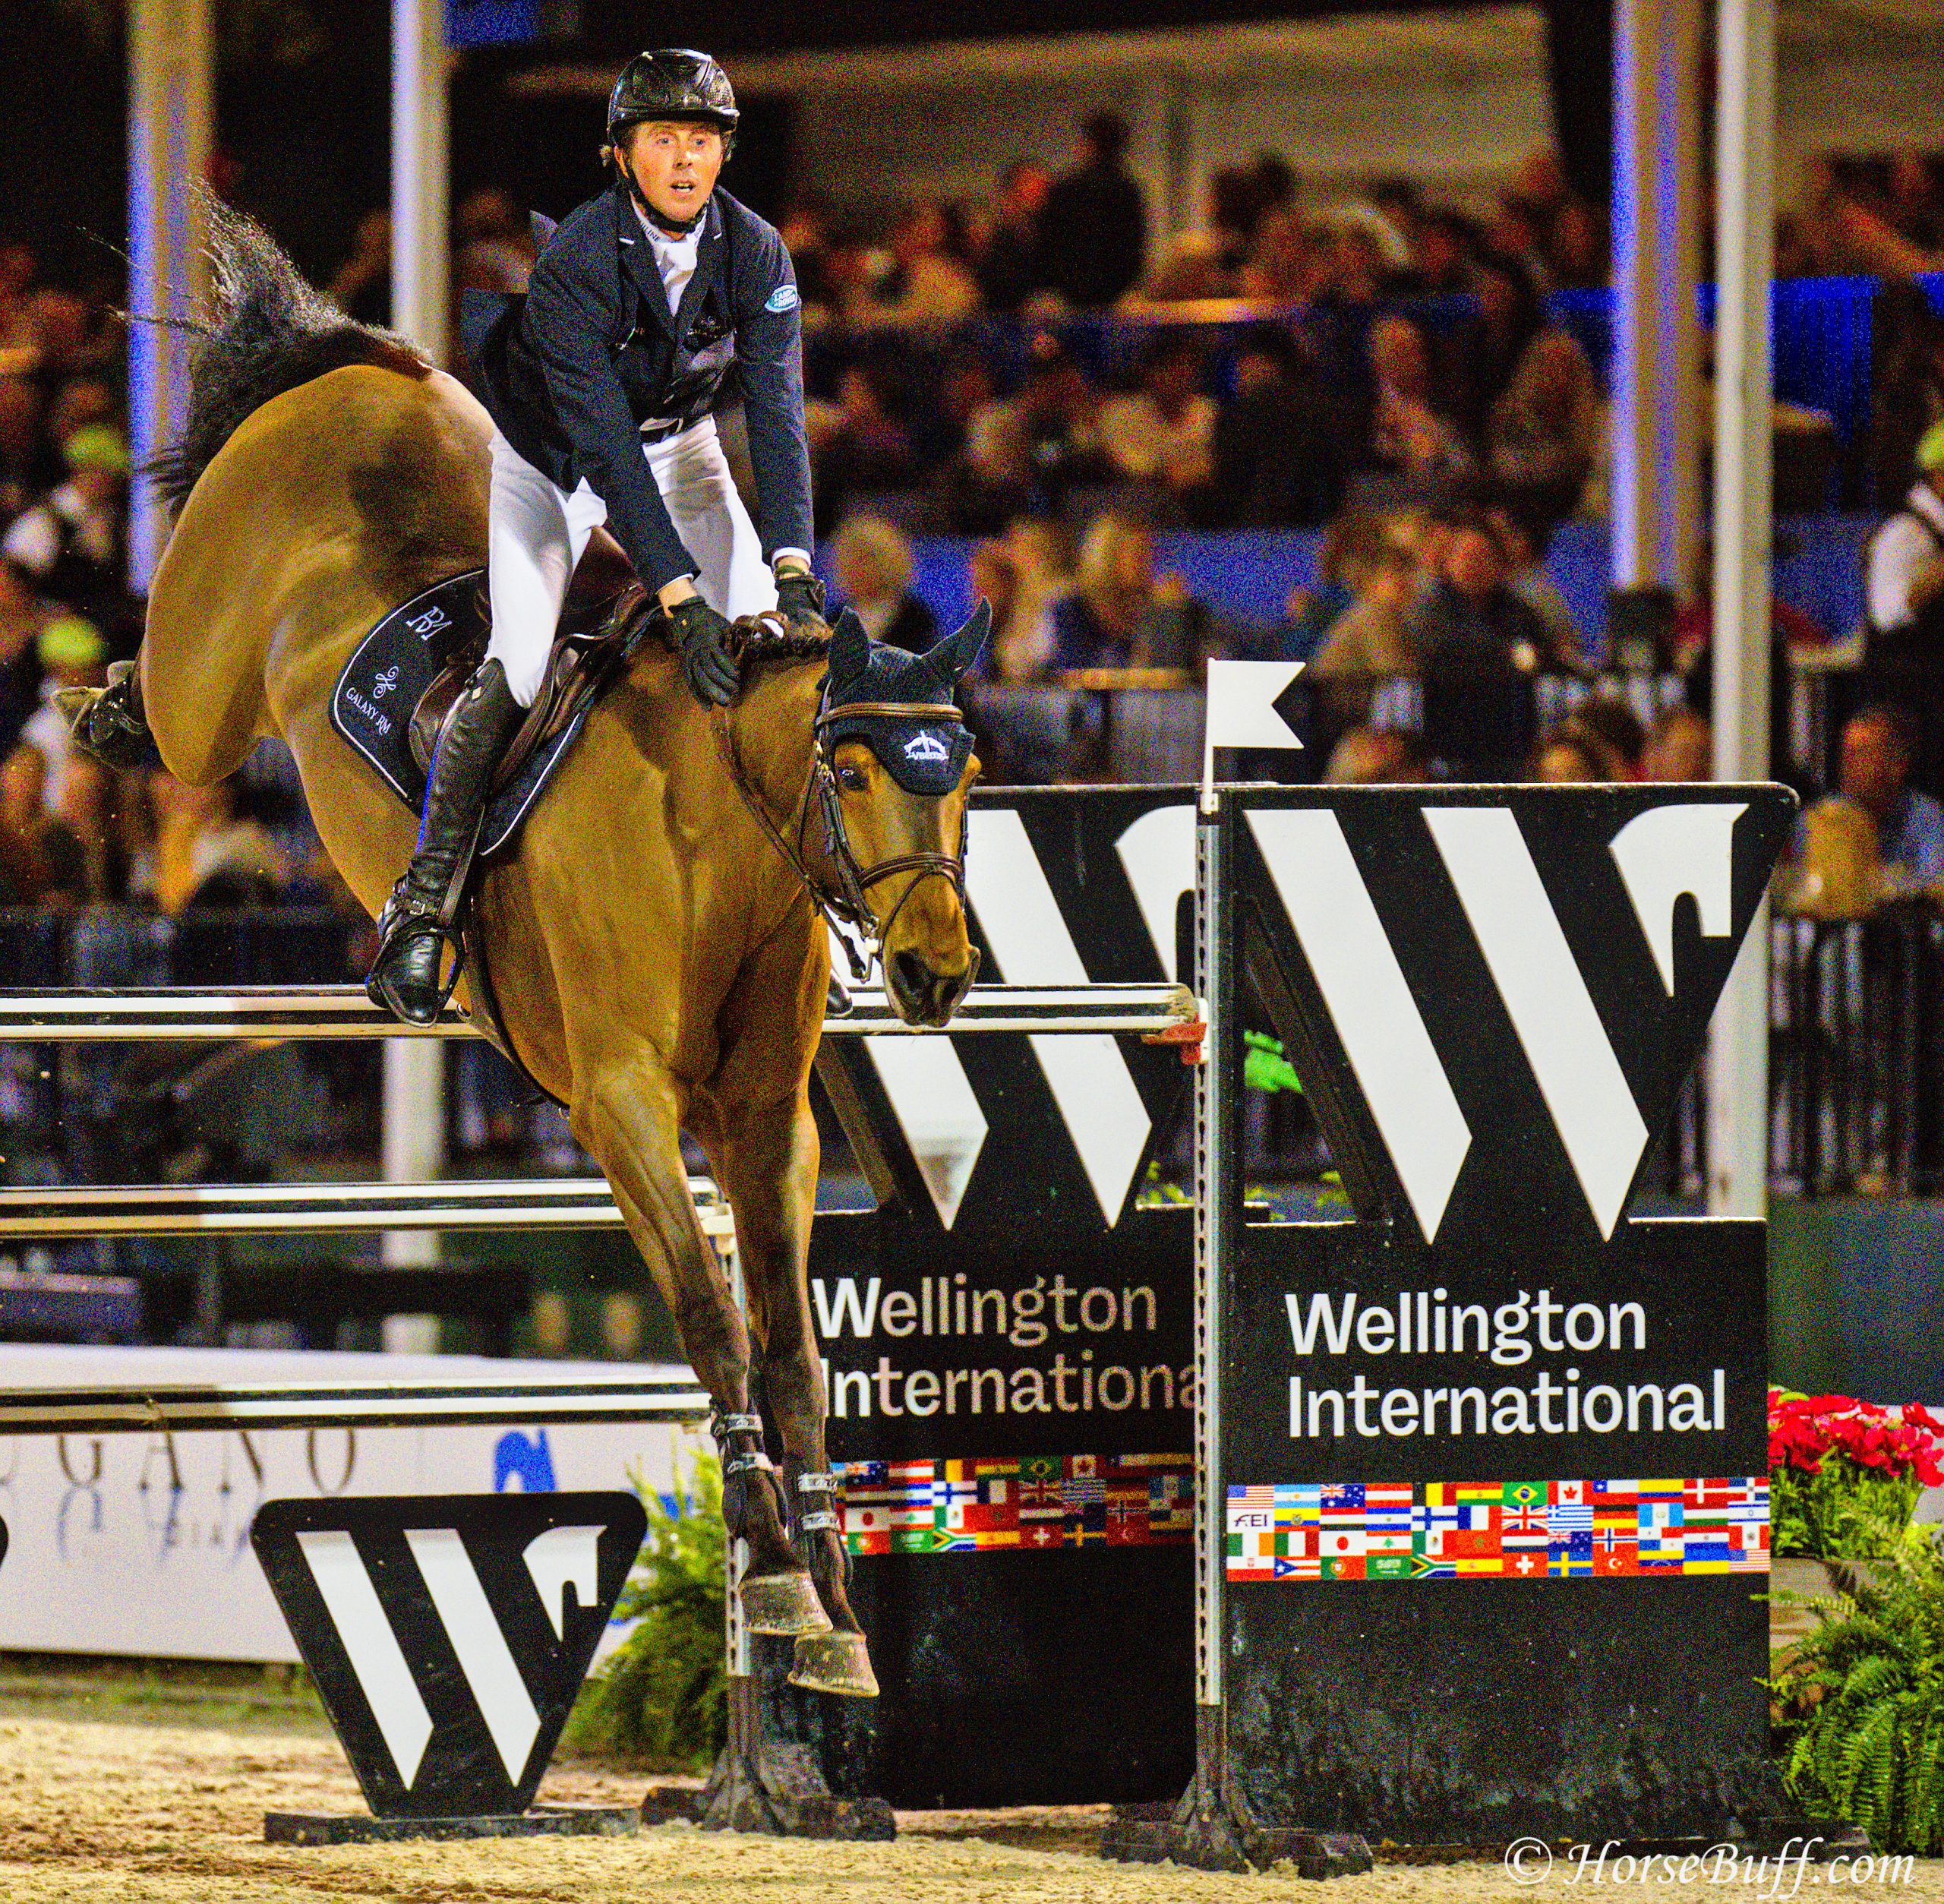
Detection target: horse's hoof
<box><xmin>739</xmin><ymin>1568</ymin><xmax>832</xmax><ymax>1638</ymax></box>
<box><xmin>788</xmin><ymin>1630</ymin><xmax>879</xmax><ymax>1699</ymax></box>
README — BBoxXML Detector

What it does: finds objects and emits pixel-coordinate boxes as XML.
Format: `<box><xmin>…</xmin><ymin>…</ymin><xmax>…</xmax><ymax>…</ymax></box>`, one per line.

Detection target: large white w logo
<box><xmin>295</xmin><ymin>1522</ymin><xmax>603</xmax><ymax>1789</ymax></box>
<box><xmin>1245</xmin><ymin>804</ymin><xmax>1743</xmax><ymax>1242</ymax></box>
<box><xmin>858</xmin><ymin>805</ymin><xmax>1197</xmax><ymax>1229</ymax></box>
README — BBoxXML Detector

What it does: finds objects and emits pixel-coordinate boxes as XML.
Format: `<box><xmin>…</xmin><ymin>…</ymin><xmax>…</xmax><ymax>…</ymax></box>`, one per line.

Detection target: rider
<box><xmin>366</xmin><ymin>46</ymin><xmax>826</xmax><ymax>1025</ymax></box>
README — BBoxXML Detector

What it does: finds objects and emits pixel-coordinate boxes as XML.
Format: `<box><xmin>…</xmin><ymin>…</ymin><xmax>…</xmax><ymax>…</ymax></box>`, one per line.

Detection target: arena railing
<box><xmin>1580</xmin><ymin>907</ymin><xmax>1944</xmax><ymax>1203</ymax></box>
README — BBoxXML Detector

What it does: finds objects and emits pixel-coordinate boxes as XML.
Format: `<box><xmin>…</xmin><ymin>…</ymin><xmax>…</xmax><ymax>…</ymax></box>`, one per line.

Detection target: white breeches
<box><xmin>484</xmin><ymin>418</ymin><xmax>778</xmax><ymax>706</ymax></box>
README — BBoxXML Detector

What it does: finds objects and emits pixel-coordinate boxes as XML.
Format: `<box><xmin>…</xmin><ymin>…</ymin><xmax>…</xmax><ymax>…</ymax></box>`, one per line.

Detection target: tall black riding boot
<box><xmin>366</xmin><ymin>657</ymin><xmax>522</xmax><ymax>1025</ymax></box>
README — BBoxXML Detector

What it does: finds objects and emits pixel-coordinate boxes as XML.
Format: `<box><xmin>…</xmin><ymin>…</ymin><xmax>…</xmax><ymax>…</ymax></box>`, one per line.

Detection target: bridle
<box><xmin>712</xmin><ymin>658</ymin><xmax>977</xmax><ymax>985</ymax></box>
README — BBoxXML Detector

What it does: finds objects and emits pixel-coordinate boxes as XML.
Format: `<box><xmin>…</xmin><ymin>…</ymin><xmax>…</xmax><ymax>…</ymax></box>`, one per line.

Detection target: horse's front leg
<box><xmin>573</xmin><ymin>1052</ymin><xmax>828</xmax><ymax>1640</ymax></box>
<box><xmin>715</xmin><ymin>1086</ymin><xmax>877</xmax><ymax>1698</ymax></box>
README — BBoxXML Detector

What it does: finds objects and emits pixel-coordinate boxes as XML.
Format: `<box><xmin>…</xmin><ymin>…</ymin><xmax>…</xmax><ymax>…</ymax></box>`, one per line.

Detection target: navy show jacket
<box><xmin>462</xmin><ymin>182</ymin><xmax>814</xmax><ymax>593</ymax></box>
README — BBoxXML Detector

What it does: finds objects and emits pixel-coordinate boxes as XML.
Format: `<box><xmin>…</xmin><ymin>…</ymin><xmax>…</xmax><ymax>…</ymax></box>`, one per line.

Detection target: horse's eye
<box><xmin>836</xmin><ymin>762</ymin><xmax>869</xmax><ymax>793</ymax></box>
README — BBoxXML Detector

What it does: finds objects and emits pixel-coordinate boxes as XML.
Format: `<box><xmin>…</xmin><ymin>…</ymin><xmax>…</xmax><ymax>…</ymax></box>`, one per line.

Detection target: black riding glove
<box><xmin>667</xmin><ymin>595</ymin><xmax>741</xmax><ymax>707</ymax></box>
<box><xmin>775</xmin><ymin>570</ymin><xmax>828</xmax><ymax>635</ymax></box>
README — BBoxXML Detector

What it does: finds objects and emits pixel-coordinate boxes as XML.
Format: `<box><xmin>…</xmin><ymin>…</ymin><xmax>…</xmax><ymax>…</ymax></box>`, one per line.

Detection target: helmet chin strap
<box><xmin>617</xmin><ymin>156</ymin><xmax>708</xmax><ymax>238</ymax></box>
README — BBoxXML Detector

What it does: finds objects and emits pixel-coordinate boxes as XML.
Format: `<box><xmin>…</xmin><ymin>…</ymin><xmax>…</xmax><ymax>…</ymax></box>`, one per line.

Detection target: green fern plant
<box><xmin>1771</xmin><ymin>1461</ymin><xmax>1925</xmax><ymax>1561</ymax></box>
<box><xmin>1769</xmin><ymin>1496</ymin><xmax>1944</xmax><ymax>1854</ymax></box>
<box><xmin>562</xmin><ymin>1451</ymin><xmax>728</xmax><ymax>1768</ymax></box>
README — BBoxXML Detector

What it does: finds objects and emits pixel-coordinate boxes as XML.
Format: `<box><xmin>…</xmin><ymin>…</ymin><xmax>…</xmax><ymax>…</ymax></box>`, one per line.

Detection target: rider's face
<box><xmin>622</xmin><ymin>122</ymin><xmax>726</xmax><ymax>223</ymax></box>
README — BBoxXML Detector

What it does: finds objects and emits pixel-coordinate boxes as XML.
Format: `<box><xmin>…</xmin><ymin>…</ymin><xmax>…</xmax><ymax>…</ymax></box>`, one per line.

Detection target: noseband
<box><xmin>712</xmin><ymin>669</ymin><xmax>974</xmax><ymax>982</ymax></box>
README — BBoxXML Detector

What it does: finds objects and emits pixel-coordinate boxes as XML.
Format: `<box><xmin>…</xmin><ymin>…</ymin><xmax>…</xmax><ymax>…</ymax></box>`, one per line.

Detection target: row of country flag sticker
<box><xmin>1227</xmin><ymin>1478</ymin><xmax>1769</xmax><ymax>1580</ymax></box>
<box><xmin>832</xmin><ymin>1454</ymin><xmax>1194</xmax><ymax>1555</ymax></box>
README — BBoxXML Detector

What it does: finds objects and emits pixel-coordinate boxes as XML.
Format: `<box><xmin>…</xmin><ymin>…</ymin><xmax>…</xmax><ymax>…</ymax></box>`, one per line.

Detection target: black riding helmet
<box><xmin>607</xmin><ymin>50</ymin><xmax>738</xmax><ymax>233</ymax></box>
<box><xmin>608</xmin><ymin>49</ymin><xmax>740</xmax><ymax>153</ymax></box>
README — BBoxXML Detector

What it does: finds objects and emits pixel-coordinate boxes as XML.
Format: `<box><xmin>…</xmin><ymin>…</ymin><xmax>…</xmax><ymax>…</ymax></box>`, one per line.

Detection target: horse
<box><xmin>77</xmin><ymin>207</ymin><xmax>985</xmax><ymax>1697</ymax></box>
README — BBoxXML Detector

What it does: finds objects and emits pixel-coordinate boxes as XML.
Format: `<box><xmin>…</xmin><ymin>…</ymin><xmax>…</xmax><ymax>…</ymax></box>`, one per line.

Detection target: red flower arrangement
<box><xmin>1769</xmin><ymin>1388</ymin><xmax>1944</xmax><ymax>1488</ymax></box>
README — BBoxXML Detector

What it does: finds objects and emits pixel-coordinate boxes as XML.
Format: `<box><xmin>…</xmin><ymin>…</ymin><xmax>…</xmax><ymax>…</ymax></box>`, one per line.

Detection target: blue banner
<box><xmin>446</xmin><ymin>0</ymin><xmax>541</xmax><ymax>48</ymax></box>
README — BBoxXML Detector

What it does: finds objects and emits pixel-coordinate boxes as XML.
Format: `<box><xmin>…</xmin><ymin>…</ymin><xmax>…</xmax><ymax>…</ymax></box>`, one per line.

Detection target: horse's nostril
<box><xmin>892</xmin><ymin>949</ymin><xmax>934</xmax><ymax>1000</ymax></box>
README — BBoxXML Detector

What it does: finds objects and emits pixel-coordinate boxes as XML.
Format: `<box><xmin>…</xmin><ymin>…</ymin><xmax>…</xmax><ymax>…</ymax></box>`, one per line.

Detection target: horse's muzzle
<box><xmin>886</xmin><ymin>946</ymin><xmax>977</xmax><ymax>1028</ymax></box>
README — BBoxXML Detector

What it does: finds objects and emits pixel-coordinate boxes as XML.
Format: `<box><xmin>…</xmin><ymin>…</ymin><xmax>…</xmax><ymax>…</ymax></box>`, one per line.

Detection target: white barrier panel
<box><xmin>0</xmin><ymin>1345</ymin><xmax>708</xmax><ymax>1662</ymax></box>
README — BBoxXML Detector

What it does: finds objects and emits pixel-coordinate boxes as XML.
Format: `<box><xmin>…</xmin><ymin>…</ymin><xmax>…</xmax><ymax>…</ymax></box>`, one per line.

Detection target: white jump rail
<box><xmin>0</xmin><ymin>1177</ymin><xmax>733</xmax><ymax>1241</ymax></box>
<box><xmin>0</xmin><ymin>1373</ymin><xmax>713</xmax><ymax>1436</ymax></box>
<box><xmin>0</xmin><ymin>981</ymin><xmax>1197</xmax><ymax>1042</ymax></box>
<box><xmin>0</xmin><ymin>985</ymin><xmax>1197</xmax><ymax>1239</ymax></box>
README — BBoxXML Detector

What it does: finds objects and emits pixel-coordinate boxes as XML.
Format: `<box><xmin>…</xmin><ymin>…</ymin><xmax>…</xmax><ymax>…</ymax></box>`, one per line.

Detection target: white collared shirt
<box><xmin>630</xmin><ymin>199</ymin><xmax>705</xmax><ymax>310</ymax></box>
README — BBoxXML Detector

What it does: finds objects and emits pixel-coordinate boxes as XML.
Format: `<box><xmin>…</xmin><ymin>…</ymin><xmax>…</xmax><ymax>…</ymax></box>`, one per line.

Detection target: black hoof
<box><xmin>55</xmin><ymin>682</ymin><xmax>156</xmax><ymax>771</ymax></box>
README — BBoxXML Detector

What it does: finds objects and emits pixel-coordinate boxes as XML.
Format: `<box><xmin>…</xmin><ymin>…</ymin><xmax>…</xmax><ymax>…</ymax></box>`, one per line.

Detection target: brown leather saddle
<box><xmin>409</xmin><ymin>531</ymin><xmax>657</xmax><ymax>797</ymax></box>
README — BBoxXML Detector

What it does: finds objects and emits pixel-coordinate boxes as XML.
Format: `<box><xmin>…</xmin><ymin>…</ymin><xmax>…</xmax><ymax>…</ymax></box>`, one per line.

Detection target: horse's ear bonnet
<box><xmin>819</xmin><ymin>603</ymin><xmax>986</xmax><ymax>795</ymax></box>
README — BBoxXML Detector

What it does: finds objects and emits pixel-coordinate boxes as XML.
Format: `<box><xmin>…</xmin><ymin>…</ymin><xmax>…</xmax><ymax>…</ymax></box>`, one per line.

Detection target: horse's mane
<box><xmin>151</xmin><ymin>197</ymin><xmax>430</xmax><ymax>513</ymax></box>
<box><xmin>737</xmin><ymin>618</ymin><xmax>832</xmax><ymax>674</ymax></box>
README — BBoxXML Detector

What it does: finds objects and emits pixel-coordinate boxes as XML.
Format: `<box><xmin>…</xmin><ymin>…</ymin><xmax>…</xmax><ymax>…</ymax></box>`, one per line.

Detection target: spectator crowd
<box><xmin>4</xmin><ymin>124</ymin><xmax>1944</xmax><ymax>929</ymax></box>
<box><xmin>918</xmin><ymin>491</ymin><xmax>1728</xmax><ymax>793</ymax></box>
<box><xmin>781</xmin><ymin>130</ymin><xmax>1614</xmax><ymax>540</ymax></box>
<box><xmin>0</xmin><ymin>237</ymin><xmax>333</xmax><ymax>923</ymax></box>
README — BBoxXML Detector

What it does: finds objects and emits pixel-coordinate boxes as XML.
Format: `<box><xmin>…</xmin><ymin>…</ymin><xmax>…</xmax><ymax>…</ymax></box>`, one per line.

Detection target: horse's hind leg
<box><xmin>715</xmin><ymin>1088</ymin><xmax>878</xmax><ymax>1698</ymax></box>
<box><xmin>573</xmin><ymin>1055</ymin><xmax>828</xmax><ymax>1639</ymax></box>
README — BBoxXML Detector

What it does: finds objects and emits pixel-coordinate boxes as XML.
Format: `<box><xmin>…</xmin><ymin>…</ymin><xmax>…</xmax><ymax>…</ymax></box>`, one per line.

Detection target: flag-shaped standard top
<box><xmin>1203</xmin><ymin>660</ymin><xmax>1305</xmax><ymax>810</ymax></box>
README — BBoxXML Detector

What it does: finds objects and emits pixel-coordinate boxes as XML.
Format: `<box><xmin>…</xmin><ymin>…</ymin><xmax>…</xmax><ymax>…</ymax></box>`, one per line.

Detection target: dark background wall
<box><xmin>5</xmin><ymin>0</ymin><xmax>1602</xmax><ymax>291</ymax></box>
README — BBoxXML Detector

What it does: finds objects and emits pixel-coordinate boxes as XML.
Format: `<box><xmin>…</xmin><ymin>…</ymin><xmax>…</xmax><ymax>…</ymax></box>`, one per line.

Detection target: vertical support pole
<box><xmin>1163</xmin><ymin>71</ymin><xmax>1193</xmax><ymax>245</ymax></box>
<box><xmin>1193</xmin><ymin>801</ymin><xmax>1227</xmax><ymax>1718</ymax></box>
<box><xmin>391</xmin><ymin>0</ymin><xmax>450</xmax><ymax>363</ymax></box>
<box><xmin>1708</xmin><ymin>0</ymin><xmax>1777</xmax><ymax>1220</ymax></box>
<box><xmin>127</xmin><ymin>0</ymin><xmax>213</xmax><ymax>591</ymax></box>
<box><xmin>1610</xmin><ymin>0</ymin><xmax>1701</xmax><ymax>614</ymax></box>
<box><xmin>380</xmin><ymin>1038</ymin><xmax>445</xmax><ymax>1319</ymax></box>
<box><xmin>378</xmin><ymin>0</ymin><xmax>449</xmax><ymax>1327</ymax></box>
<box><xmin>724</xmin><ymin>1224</ymin><xmax>752</xmax><ymax>1685</ymax></box>
<box><xmin>1182</xmin><ymin>81</ymin><xmax>1216</xmax><ymax>255</ymax></box>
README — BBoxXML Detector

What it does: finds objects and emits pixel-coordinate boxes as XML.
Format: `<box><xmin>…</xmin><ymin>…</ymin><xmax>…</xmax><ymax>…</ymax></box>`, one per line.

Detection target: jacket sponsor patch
<box><xmin>765</xmin><ymin>283</ymin><xmax>800</xmax><ymax>312</ymax></box>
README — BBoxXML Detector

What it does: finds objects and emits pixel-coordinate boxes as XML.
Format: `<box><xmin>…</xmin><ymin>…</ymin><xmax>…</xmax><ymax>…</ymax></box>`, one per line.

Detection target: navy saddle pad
<box><xmin>329</xmin><ymin>570</ymin><xmax>595</xmax><ymax>861</ymax></box>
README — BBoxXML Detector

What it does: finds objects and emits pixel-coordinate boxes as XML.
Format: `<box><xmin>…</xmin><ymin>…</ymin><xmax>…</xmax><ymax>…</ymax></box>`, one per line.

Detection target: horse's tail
<box><xmin>150</xmin><ymin>196</ymin><xmax>431</xmax><ymax>513</ymax></box>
